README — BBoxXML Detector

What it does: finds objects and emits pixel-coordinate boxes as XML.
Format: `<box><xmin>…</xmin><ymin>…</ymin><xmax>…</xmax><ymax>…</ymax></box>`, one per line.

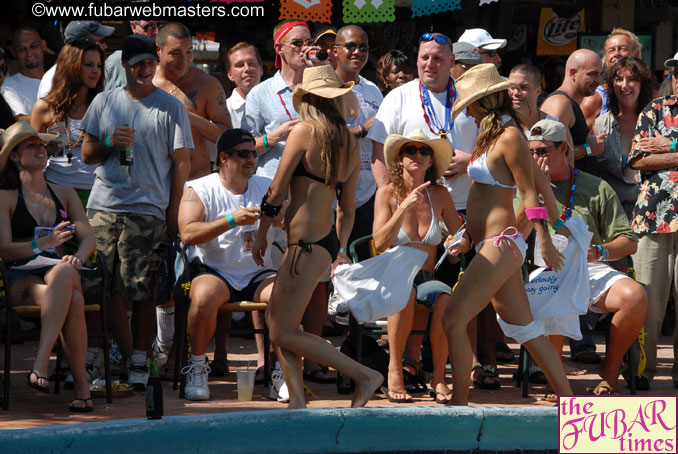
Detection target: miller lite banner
<box><xmin>536</xmin><ymin>8</ymin><xmax>585</xmax><ymax>56</ymax></box>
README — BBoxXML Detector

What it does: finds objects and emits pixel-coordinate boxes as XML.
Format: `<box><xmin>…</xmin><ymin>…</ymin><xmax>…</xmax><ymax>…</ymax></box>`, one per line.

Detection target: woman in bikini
<box><xmin>372</xmin><ymin>129</ymin><xmax>469</xmax><ymax>404</ymax></box>
<box><xmin>442</xmin><ymin>64</ymin><xmax>572</xmax><ymax>405</ymax></box>
<box><xmin>0</xmin><ymin>121</ymin><xmax>96</xmax><ymax>412</ymax></box>
<box><xmin>252</xmin><ymin>65</ymin><xmax>383</xmax><ymax>408</ymax></box>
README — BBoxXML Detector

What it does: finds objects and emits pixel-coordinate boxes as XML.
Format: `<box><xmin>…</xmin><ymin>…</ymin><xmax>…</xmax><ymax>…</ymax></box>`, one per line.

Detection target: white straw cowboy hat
<box><xmin>292</xmin><ymin>65</ymin><xmax>354</xmax><ymax>111</ymax></box>
<box><xmin>383</xmin><ymin>129</ymin><xmax>452</xmax><ymax>180</ymax></box>
<box><xmin>0</xmin><ymin>121</ymin><xmax>57</xmax><ymax>172</ymax></box>
<box><xmin>452</xmin><ymin>63</ymin><xmax>517</xmax><ymax>119</ymax></box>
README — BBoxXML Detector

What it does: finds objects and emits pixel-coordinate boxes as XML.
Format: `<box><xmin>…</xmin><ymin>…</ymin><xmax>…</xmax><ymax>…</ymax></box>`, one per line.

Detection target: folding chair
<box><xmin>172</xmin><ymin>242</ymin><xmax>270</xmax><ymax>399</ymax></box>
<box><xmin>1</xmin><ymin>249</ymin><xmax>112</xmax><ymax>410</ymax></box>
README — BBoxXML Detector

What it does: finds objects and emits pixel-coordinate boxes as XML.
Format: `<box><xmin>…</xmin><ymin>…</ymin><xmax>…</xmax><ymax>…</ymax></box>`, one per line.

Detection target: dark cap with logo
<box><xmin>122</xmin><ymin>34</ymin><xmax>159</xmax><ymax>66</ymax></box>
<box><xmin>217</xmin><ymin>129</ymin><xmax>255</xmax><ymax>154</ymax></box>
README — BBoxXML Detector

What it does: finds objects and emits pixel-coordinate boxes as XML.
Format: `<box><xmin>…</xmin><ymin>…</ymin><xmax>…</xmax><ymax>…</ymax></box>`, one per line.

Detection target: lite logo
<box><xmin>559</xmin><ymin>396</ymin><xmax>677</xmax><ymax>453</ymax></box>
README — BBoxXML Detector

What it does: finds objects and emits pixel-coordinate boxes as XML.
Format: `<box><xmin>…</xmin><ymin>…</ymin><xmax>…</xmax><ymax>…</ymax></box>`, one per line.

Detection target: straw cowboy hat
<box><xmin>383</xmin><ymin>129</ymin><xmax>452</xmax><ymax>180</ymax></box>
<box><xmin>0</xmin><ymin>121</ymin><xmax>57</xmax><ymax>172</ymax></box>
<box><xmin>292</xmin><ymin>65</ymin><xmax>354</xmax><ymax>111</ymax></box>
<box><xmin>452</xmin><ymin>63</ymin><xmax>517</xmax><ymax>119</ymax></box>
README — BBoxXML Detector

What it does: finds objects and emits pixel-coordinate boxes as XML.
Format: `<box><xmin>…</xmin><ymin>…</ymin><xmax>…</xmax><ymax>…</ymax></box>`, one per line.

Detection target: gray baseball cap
<box><xmin>64</xmin><ymin>21</ymin><xmax>115</xmax><ymax>43</ymax></box>
<box><xmin>453</xmin><ymin>42</ymin><xmax>482</xmax><ymax>66</ymax></box>
<box><xmin>529</xmin><ymin>119</ymin><xmax>573</xmax><ymax>150</ymax></box>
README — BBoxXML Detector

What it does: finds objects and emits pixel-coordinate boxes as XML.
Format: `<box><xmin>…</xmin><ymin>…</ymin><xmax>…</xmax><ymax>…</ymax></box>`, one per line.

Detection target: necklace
<box><xmin>65</xmin><ymin>118</ymin><xmax>83</xmax><ymax>164</ymax></box>
<box><xmin>22</xmin><ymin>184</ymin><xmax>48</xmax><ymax>209</ymax></box>
<box><xmin>219</xmin><ymin>173</ymin><xmax>249</xmax><ymax>205</ymax></box>
<box><xmin>560</xmin><ymin>167</ymin><xmax>577</xmax><ymax>221</ymax></box>
<box><xmin>168</xmin><ymin>70</ymin><xmax>189</xmax><ymax>95</ymax></box>
<box><xmin>419</xmin><ymin>79</ymin><xmax>456</xmax><ymax>138</ymax></box>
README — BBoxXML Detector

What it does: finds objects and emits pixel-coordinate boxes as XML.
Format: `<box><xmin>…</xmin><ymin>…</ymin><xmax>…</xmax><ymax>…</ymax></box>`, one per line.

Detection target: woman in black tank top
<box><xmin>0</xmin><ymin>121</ymin><xmax>96</xmax><ymax>412</ymax></box>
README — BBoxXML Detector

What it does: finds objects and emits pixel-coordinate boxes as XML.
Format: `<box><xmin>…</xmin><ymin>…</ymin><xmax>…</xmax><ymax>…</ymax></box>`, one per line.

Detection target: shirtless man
<box><xmin>154</xmin><ymin>22</ymin><xmax>232</xmax><ymax>179</ymax></box>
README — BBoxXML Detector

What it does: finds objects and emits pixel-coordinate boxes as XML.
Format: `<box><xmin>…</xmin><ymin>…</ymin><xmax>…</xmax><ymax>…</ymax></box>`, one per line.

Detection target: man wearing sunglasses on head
<box><xmin>457</xmin><ymin>28</ymin><xmax>506</xmax><ymax>68</ymax></box>
<box><xmin>105</xmin><ymin>20</ymin><xmax>162</xmax><ymax>91</ymax></box>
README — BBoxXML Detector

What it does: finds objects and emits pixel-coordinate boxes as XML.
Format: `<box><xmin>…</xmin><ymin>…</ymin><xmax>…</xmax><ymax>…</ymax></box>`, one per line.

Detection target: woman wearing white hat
<box><xmin>0</xmin><ymin>121</ymin><xmax>96</xmax><ymax>412</ymax></box>
<box><xmin>372</xmin><ymin>129</ymin><xmax>469</xmax><ymax>404</ymax></box>
<box><xmin>252</xmin><ymin>65</ymin><xmax>384</xmax><ymax>408</ymax></box>
<box><xmin>442</xmin><ymin>64</ymin><xmax>572</xmax><ymax>405</ymax></box>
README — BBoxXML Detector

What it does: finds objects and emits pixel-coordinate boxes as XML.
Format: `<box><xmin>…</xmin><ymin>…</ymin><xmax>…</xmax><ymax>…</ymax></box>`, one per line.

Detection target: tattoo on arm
<box><xmin>218</xmin><ymin>91</ymin><xmax>227</xmax><ymax>106</ymax></box>
<box><xmin>183</xmin><ymin>90</ymin><xmax>198</xmax><ymax>109</ymax></box>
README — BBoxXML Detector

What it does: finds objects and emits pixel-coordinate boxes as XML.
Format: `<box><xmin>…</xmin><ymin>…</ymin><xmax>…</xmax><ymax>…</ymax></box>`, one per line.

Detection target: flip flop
<box><xmin>381</xmin><ymin>386</ymin><xmax>413</xmax><ymax>403</ymax></box>
<box><xmin>27</xmin><ymin>370</ymin><xmax>49</xmax><ymax>393</ymax></box>
<box><xmin>472</xmin><ymin>364</ymin><xmax>501</xmax><ymax>390</ymax></box>
<box><xmin>254</xmin><ymin>366</ymin><xmax>266</xmax><ymax>385</ymax></box>
<box><xmin>303</xmin><ymin>366</ymin><xmax>336</xmax><ymax>384</ymax></box>
<box><xmin>587</xmin><ymin>380</ymin><xmax>619</xmax><ymax>396</ymax></box>
<box><xmin>69</xmin><ymin>397</ymin><xmax>94</xmax><ymax>413</ymax></box>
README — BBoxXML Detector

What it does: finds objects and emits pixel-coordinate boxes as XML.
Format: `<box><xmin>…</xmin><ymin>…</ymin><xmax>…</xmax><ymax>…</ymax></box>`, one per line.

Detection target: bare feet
<box><xmin>351</xmin><ymin>368</ymin><xmax>383</xmax><ymax>407</ymax></box>
<box><xmin>562</xmin><ymin>359</ymin><xmax>587</xmax><ymax>376</ymax></box>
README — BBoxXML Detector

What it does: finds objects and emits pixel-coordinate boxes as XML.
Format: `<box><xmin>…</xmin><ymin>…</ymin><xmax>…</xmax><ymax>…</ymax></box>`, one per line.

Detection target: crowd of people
<box><xmin>0</xmin><ymin>18</ymin><xmax>676</xmax><ymax>413</ymax></box>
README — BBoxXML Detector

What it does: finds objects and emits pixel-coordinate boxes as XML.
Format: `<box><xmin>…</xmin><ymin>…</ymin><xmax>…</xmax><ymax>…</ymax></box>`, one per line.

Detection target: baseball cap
<box><xmin>314</xmin><ymin>27</ymin><xmax>336</xmax><ymax>44</ymax></box>
<box><xmin>121</xmin><ymin>34</ymin><xmax>159</xmax><ymax>66</ymax></box>
<box><xmin>458</xmin><ymin>28</ymin><xmax>507</xmax><ymax>50</ymax></box>
<box><xmin>64</xmin><ymin>21</ymin><xmax>115</xmax><ymax>43</ymax></box>
<box><xmin>217</xmin><ymin>129</ymin><xmax>255</xmax><ymax>154</ymax></box>
<box><xmin>453</xmin><ymin>42</ymin><xmax>482</xmax><ymax>65</ymax></box>
<box><xmin>529</xmin><ymin>119</ymin><xmax>573</xmax><ymax>150</ymax></box>
<box><xmin>665</xmin><ymin>50</ymin><xmax>678</xmax><ymax>69</ymax></box>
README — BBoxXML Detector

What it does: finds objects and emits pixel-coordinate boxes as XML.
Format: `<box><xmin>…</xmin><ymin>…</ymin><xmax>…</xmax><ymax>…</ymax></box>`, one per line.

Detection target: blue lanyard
<box><xmin>563</xmin><ymin>168</ymin><xmax>577</xmax><ymax>221</ymax></box>
<box><xmin>420</xmin><ymin>79</ymin><xmax>456</xmax><ymax>138</ymax></box>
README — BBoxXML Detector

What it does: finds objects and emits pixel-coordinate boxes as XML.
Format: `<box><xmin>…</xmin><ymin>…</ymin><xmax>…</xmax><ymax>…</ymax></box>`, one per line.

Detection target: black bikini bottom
<box><xmin>288</xmin><ymin>228</ymin><xmax>339</xmax><ymax>276</ymax></box>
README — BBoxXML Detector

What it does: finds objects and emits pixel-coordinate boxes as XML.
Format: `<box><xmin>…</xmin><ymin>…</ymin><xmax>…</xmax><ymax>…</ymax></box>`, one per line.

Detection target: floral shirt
<box><xmin>629</xmin><ymin>96</ymin><xmax>678</xmax><ymax>234</ymax></box>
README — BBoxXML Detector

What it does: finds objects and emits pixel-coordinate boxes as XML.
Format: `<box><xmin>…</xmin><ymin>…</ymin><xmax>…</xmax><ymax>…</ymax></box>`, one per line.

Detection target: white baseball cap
<box><xmin>458</xmin><ymin>28</ymin><xmax>507</xmax><ymax>50</ymax></box>
<box><xmin>665</xmin><ymin>50</ymin><xmax>678</xmax><ymax>69</ymax></box>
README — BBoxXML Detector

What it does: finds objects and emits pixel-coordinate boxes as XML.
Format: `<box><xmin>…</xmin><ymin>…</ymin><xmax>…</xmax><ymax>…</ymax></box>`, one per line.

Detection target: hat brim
<box><xmin>478</xmin><ymin>39</ymin><xmax>507</xmax><ymax>50</ymax></box>
<box><xmin>383</xmin><ymin>134</ymin><xmax>452</xmax><ymax>181</ymax></box>
<box><xmin>456</xmin><ymin>57</ymin><xmax>482</xmax><ymax>65</ymax></box>
<box><xmin>94</xmin><ymin>24</ymin><xmax>116</xmax><ymax>38</ymax></box>
<box><xmin>314</xmin><ymin>29</ymin><xmax>336</xmax><ymax>44</ymax></box>
<box><xmin>292</xmin><ymin>82</ymin><xmax>354</xmax><ymax>112</ymax></box>
<box><xmin>452</xmin><ymin>79</ymin><xmax>517</xmax><ymax>119</ymax></box>
<box><xmin>0</xmin><ymin>131</ymin><xmax>58</xmax><ymax>173</ymax></box>
<box><xmin>665</xmin><ymin>59</ymin><xmax>678</xmax><ymax>69</ymax></box>
<box><xmin>126</xmin><ymin>53</ymin><xmax>159</xmax><ymax>66</ymax></box>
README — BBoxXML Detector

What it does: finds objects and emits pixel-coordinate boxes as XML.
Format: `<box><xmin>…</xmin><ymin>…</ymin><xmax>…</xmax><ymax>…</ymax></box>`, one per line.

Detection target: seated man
<box><xmin>518</xmin><ymin>119</ymin><xmax>647</xmax><ymax>394</ymax></box>
<box><xmin>177</xmin><ymin>129</ymin><xmax>281</xmax><ymax>401</ymax></box>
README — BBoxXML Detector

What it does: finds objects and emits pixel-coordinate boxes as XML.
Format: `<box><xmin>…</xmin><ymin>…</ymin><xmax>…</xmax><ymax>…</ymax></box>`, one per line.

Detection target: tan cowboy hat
<box><xmin>452</xmin><ymin>63</ymin><xmax>517</xmax><ymax>119</ymax></box>
<box><xmin>383</xmin><ymin>129</ymin><xmax>452</xmax><ymax>180</ymax></box>
<box><xmin>292</xmin><ymin>65</ymin><xmax>354</xmax><ymax>111</ymax></box>
<box><xmin>0</xmin><ymin>121</ymin><xmax>57</xmax><ymax>173</ymax></box>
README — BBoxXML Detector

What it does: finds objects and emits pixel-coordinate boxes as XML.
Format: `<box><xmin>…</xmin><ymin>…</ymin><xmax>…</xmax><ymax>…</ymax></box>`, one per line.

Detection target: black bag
<box><xmin>336</xmin><ymin>333</ymin><xmax>388</xmax><ymax>394</ymax></box>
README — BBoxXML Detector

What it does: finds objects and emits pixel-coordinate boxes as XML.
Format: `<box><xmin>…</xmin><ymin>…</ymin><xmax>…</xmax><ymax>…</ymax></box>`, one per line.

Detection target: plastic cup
<box><xmin>237</xmin><ymin>369</ymin><xmax>255</xmax><ymax>401</ymax></box>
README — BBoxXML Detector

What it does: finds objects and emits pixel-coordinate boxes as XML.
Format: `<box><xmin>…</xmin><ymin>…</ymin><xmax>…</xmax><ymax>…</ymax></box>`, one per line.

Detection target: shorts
<box><xmin>413</xmin><ymin>270</ymin><xmax>452</xmax><ymax>309</ymax></box>
<box><xmin>86</xmin><ymin>209</ymin><xmax>167</xmax><ymax>302</ymax></box>
<box><xmin>6</xmin><ymin>251</ymin><xmax>61</xmax><ymax>288</ymax></box>
<box><xmin>588</xmin><ymin>262</ymin><xmax>631</xmax><ymax>313</ymax></box>
<box><xmin>189</xmin><ymin>258</ymin><xmax>275</xmax><ymax>302</ymax></box>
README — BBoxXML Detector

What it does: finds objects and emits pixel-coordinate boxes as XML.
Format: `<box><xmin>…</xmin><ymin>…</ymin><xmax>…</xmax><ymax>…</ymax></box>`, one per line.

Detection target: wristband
<box><xmin>525</xmin><ymin>206</ymin><xmax>548</xmax><ymax>220</ymax></box>
<box><xmin>595</xmin><ymin>244</ymin><xmax>609</xmax><ymax>262</ymax></box>
<box><xmin>339</xmin><ymin>247</ymin><xmax>347</xmax><ymax>254</ymax></box>
<box><xmin>584</xmin><ymin>143</ymin><xmax>592</xmax><ymax>157</ymax></box>
<box><xmin>262</xmin><ymin>134</ymin><xmax>272</xmax><ymax>150</ymax></box>
<box><xmin>552</xmin><ymin>218</ymin><xmax>565</xmax><ymax>232</ymax></box>
<box><xmin>260</xmin><ymin>193</ymin><xmax>282</xmax><ymax>217</ymax></box>
<box><xmin>105</xmin><ymin>135</ymin><xmax>112</xmax><ymax>149</ymax></box>
<box><xmin>30</xmin><ymin>239</ymin><xmax>41</xmax><ymax>255</ymax></box>
<box><xmin>226</xmin><ymin>212</ymin><xmax>237</xmax><ymax>229</ymax></box>
<box><xmin>671</xmin><ymin>140</ymin><xmax>677</xmax><ymax>153</ymax></box>
<box><xmin>358</xmin><ymin>124</ymin><xmax>367</xmax><ymax>138</ymax></box>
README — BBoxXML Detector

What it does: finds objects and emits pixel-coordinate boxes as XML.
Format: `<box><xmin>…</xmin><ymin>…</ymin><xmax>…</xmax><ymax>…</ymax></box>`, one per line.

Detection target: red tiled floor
<box><xmin>1</xmin><ymin>334</ymin><xmax>676</xmax><ymax>429</ymax></box>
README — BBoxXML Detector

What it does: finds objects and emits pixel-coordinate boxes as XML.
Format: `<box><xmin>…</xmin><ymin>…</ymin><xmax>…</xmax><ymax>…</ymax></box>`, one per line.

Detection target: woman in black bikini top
<box><xmin>252</xmin><ymin>65</ymin><xmax>383</xmax><ymax>409</ymax></box>
<box><xmin>0</xmin><ymin>121</ymin><xmax>96</xmax><ymax>412</ymax></box>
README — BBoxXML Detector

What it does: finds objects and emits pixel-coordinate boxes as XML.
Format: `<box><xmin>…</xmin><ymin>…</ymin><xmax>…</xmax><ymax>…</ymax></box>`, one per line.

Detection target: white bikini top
<box><xmin>393</xmin><ymin>188</ymin><xmax>443</xmax><ymax>246</ymax></box>
<box><xmin>467</xmin><ymin>115</ymin><xmax>517</xmax><ymax>190</ymax></box>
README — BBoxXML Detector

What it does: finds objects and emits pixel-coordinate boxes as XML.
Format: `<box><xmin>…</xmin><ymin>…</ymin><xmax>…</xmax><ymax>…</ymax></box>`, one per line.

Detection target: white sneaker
<box><xmin>269</xmin><ymin>363</ymin><xmax>289</xmax><ymax>403</ymax></box>
<box><xmin>182</xmin><ymin>359</ymin><xmax>211</xmax><ymax>401</ymax></box>
<box><xmin>127</xmin><ymin>352</ymin><xmax>149</xmax><ymax>391</ymax></box>
<box><xmin>152</xmin><ymin>338</ymin><xmax>172</xmax><ymax>368</ymax></box>
<box><xmin>64</xmin><ymin>348</ymin><xmax>102</xmax><ymax>389</ymax></box>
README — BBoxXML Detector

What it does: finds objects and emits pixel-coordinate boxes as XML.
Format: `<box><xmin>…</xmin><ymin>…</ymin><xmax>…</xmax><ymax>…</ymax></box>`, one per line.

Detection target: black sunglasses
<box><xmin>229</xmin><ymin>149</ymin><xmax>258</xmax><ymax>159</ymax></box>
<box><xmin>530</xmin><ymin>147</ymin><xmax>550</xmax><ymax>157</ymax></box>
<box><xmin>479</xmin><ymin>49</ymin><xmax>498</xmax><ymax>57</ymax></box>
<box><xmin>287</xmin><ymin>39</ymin><xmax>314</xmax><ymax>48</ymax></box>
<box><xmin>402</xmin><ymin>145</ymin><xmax>433</xmax><ymax>157</ymax></box>
<box><xmin>420</xmin><ymin>33</ymin><xmax>449</xmax><ymax>46</ymax></box>
<box><xmin>335</xmin><ymin>42</ymin><xmax>369</xmax><ymax>53</ymax></box>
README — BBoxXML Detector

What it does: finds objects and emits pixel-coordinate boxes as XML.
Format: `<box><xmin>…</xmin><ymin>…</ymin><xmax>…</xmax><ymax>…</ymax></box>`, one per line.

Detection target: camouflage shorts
<box><xmin>86</xmin><ymin>209</ymin><xmax>167</xmax><ymax>302</ymax></box>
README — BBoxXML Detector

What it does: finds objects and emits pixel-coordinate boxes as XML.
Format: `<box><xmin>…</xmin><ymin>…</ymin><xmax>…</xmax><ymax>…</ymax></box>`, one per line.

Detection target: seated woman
<box><xmin>0</xmin><ymin>121</ymin><xmax>96</xmax><ymax>412</ymax></box>
<box><xmin>372</xmin><ymin>129</ymin><xmax>469</xmax><ymax>404</ymax></box>
<box><xmin>442</xmin><ymin>64</ymin><xmax>571</xmax><ymax>405</ymax></box>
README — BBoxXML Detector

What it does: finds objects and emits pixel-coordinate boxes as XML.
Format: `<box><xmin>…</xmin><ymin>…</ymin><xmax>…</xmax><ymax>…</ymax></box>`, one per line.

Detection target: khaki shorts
<box><xmin>87</xmin><ymin>209</ymin><xmax>167</xmax><ymax>302</ymax></box>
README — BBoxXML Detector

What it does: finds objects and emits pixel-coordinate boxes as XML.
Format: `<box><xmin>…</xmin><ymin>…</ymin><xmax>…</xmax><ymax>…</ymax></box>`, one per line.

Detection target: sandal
<box><xmin>587</xmin><ymin>380</ymin><xmax>619</xmax><ymax>396</ymax></box>
<box><xmin>381</xmin><ymin>386</ymin><xmax>413</xmax><ymax>403</ymax></box>
<box><xmin>471</xmin><ymin>363</ymin><xmax>501</xmax><ymax>390</ymax></box>
<box><xmin>27</xmin><ymin>370</ymin><xmax>49</xmax><ymax>393</ymax></box>
<box><xmin>69</xmin><ymin>397</ymin><xmax>94</xmax><ymax>413</ymax></box>
<box><xmin>403</xmin><ymin>360</ymin><xmax>427</xmax><ymax>394</ymax></box>
<box><xmin>303</xmin><ymin>366</ymin><xmax>336</xmax><ymax>384</ymax></box>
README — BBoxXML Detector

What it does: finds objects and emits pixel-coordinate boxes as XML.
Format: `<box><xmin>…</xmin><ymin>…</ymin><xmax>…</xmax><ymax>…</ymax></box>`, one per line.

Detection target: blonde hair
<box><xmin>387</xmin><ymin>143</ymin><xmax>437</xmax><ymax>200</ymax></box>
<box><xmin>297</xmin><ymin>94</ymin><xmax>348</xmax><ymax>188</ymax></box>
<box><xmin>472</xmin><ymin>90</ymin><xmax>519</xmax><ymax>159</ymax></box>
<box><xmin>605</xmin><ymin>28</ymin><xmax>641</xmax><ymax>65</ymax></box>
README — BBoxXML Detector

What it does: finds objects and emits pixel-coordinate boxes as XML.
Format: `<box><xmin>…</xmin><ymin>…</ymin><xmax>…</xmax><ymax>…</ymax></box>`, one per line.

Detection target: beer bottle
<box><xmin>145</xmin><ymin>359</ymin><xmax>163</xmax><ymax>419</ymax></box>
<box><xmin>119</xmin><ymin>124</ymin><xmax>133</xmax><ymax>166</ymax></box>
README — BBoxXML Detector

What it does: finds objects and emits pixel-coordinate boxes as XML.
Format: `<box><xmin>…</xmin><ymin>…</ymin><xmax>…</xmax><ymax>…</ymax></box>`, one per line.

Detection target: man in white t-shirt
<box><xmin>178</xmin><ymin>129</ymin><xmax>280</xmax><ymax>401</ymax></box>
<box><xmin>225</xmin><ymin>42</ymin><xmax>264</xmax><ymax>128</ymax></box>
<box><xmin>1</xmin><ymin>28</ymin><xmax>46</xmax><ymax>120</ymax></box>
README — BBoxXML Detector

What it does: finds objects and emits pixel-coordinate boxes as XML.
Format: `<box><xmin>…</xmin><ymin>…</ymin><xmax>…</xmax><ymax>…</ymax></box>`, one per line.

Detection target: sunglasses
<box><xmin>335</xmin><ymin>42</ymin><xmax>369</xmax><ymax>53</ymax></box>
<box><xmin>137</xmin><ymin>22</ymin><xmax>161</xmax><ymax>33</ymax></box>
<box><xmin>401</xmin><ymin>145</ymin><xmax>433</xmax><ymax>157</ymax></box>
<box><xmin>479</xmin><ymin>49</ymin><xmax>498</xmax><ymax>57</ymax></box>
<box><xmin>420</xmin><ymin>33</ymin><xmax>449</xmax><ymax>46</ymax></box>
<box><xmin>286</xmin><ymin>39</ymin><xmax>314</xmax><ymax>49</ymax></box>
<box><xmin>530</xmin><ymin>147</ymin><xmax>550</xmax><ymax>157</ymax></box>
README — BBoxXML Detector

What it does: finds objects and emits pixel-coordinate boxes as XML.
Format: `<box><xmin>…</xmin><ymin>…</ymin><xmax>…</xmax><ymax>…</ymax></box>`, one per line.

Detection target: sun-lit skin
<box><xmin>508</xmin><ymin>70</ymin><xmax>541</xmax><ymax>114</ymax></box>
<box><xmin>612</xmin><ymin>68</ymin><xmax>641</xmax><ymax>108</ymax></box>
<box><xmin>80</xmin><ymin>49</ymin><xmax>102</xmax><ymax>90</ymax></box>
<box><xmin>157</xmin><ymin>35</ymin><xmax>193</xmax><ymax>82</ymax></box>
<box><xmin>276</xmin><ymin>25</ymin><xmax>313</xmax><ymax>72</ymax></box>
<box><xmin>227</xmin><ymin>48</ymin><xmax>263</xmax><ymax>98</ymax></box>
<box><xmin>417</xmin><ymin>40</ymin><xmax>454</xmax><ymax>92</ymax></box>
<box><xmin>604</xmin><ymin>34</ymin><xmax>639</xmax><ymax>68</ymax></box>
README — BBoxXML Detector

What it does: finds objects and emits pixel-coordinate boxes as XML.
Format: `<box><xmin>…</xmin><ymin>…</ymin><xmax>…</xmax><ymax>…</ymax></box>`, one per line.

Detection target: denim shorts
<box><xmin>413</xmin><ymin>270</ymin><xmax>452</xmax><ymax>309</ymax></box>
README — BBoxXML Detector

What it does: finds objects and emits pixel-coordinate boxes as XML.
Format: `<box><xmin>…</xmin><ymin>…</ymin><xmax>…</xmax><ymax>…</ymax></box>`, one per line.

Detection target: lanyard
<box><xmin>277</xmin><ymin>91</ymin><xmax>294</xmax><ymax>121</ymax></box>
<box><xmin>419</xmin><ymin>79</ymin><xmax>456</xmax><ymax>138</ymax></box>
<box><xmin>560</xmin><ymin>168</ymin><xmax>577</xmax><ymax>221</ymax></box>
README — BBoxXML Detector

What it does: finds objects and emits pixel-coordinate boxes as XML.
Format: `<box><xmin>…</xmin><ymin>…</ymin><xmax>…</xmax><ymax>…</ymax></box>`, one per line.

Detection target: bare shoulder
<box><xmin>0</xmin><ymin>188</ymin><xmax>17</xmax><ymax>210</ymax></box>
<box><xmin>50</xmin><ymin>183</ymin><xmax>78</xmax><ymax>205</ymax></box>
<box><xmin>189</xmin><ymin>67</ymin><xmax>222</xmax><ymax>92</ymax></box>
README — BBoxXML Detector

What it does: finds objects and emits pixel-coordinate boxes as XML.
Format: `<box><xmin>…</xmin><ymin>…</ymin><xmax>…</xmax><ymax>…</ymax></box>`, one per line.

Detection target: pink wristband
<box><xmin>525</xmin><ymin>207</ymin><xmax>548</xmax><ymax>220</ymax></box>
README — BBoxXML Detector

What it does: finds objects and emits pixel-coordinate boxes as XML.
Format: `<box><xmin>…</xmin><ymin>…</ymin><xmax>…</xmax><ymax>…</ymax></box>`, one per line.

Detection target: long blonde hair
<box><xmin>297</xmin><ymin>93</ymin><xmax>348</xmax><ymax>188</ymax></box>
<box><xmin>472</xmin><ymin>90</ymin><xmax>520</xmax><ymax>159</ymax></box>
